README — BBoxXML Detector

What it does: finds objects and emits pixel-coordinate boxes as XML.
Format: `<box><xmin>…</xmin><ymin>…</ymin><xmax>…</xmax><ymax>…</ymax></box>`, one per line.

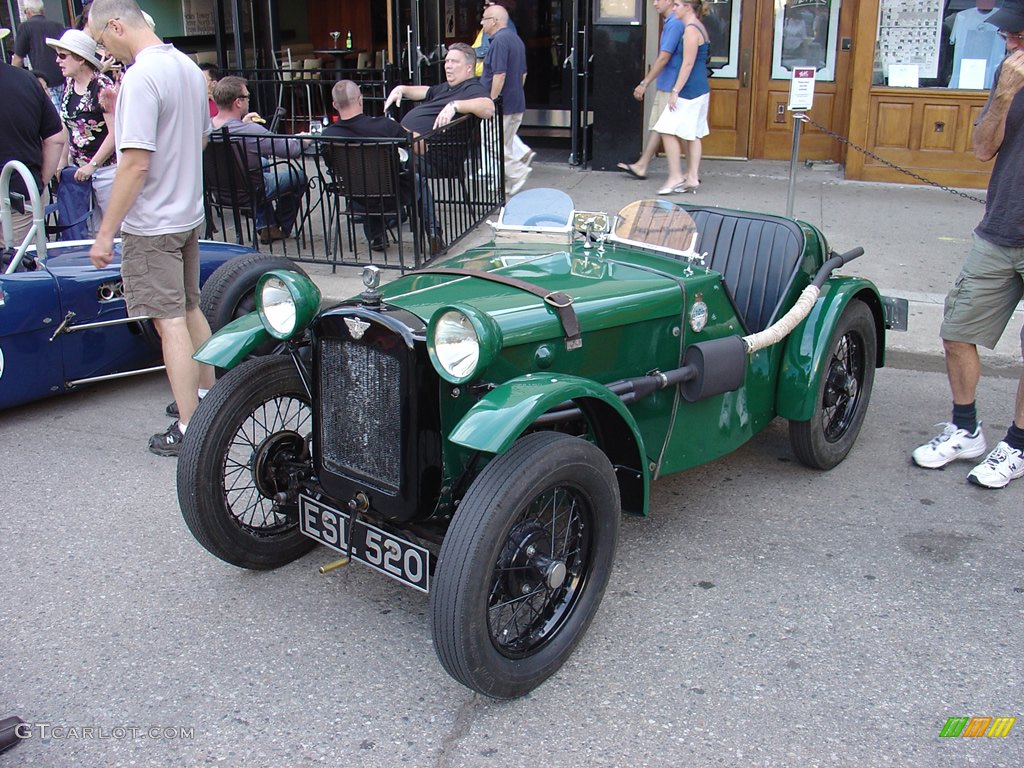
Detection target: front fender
<box><xmin>776</xmin><ymin>277</ymin><xmax>885</xmax><ymax>422</ymax></box>
<box><xmin>193</xmin><ymin>312</ymin><xmax>273</xmax><ymax>369</ymax></box>
<box><xmin>450</xmin><ymin>373</ymin><xmax>651</xmax><ymax>516</ymax></box>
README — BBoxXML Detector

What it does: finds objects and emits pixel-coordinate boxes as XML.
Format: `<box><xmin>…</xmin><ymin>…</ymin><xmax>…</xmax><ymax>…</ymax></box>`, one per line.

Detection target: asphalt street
<box><xmin>2</xmin><ymin>362</ymin><xmax>1022</xmax><ymax>767</ymax></box>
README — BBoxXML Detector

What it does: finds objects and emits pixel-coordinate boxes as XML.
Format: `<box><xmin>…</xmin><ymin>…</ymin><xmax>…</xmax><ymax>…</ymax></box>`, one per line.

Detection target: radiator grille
<box><xmin>319</xmin><ymin>337</ymin><xmax>403</xmax><ymax>493</ymax></box>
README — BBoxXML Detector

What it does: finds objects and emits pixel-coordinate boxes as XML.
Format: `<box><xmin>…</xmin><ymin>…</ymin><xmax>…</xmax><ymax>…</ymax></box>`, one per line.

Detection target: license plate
<box><xmin>881</xmin><ymin>295</ymin><xmax>909</xmax><ymax>331</ymax></box>
<box><xmin>298</xmin><ymin>495</ymin><xmax>432</xmax><ymax>593</ymax></box>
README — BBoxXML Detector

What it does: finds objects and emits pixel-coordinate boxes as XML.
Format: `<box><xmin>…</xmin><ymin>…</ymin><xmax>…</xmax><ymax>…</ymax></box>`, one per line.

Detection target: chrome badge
<box><xmin>344</xmin><ymin>317</ymin><xmax>371</xmax><ymax>340</ymax></box>
<box><xmin>689</xmin><ymin>300</ymin><xmax>708</xmax><ymax>333</ymax></box>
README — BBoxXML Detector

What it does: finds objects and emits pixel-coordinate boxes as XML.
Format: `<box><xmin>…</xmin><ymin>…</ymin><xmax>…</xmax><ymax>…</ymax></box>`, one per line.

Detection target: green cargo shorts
<box><xmin>940</xmin><ymin>233</ymin><xmax>1024</xmax><ymax>350</ymax></box>
<box><xmin>120</xmin><ymin>226</ymin><xmax>201</xmax><ymax>319</ymax></box>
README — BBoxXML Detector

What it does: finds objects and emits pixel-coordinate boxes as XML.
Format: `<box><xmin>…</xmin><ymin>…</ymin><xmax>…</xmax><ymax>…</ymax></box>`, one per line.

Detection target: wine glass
<box><xmin>330</xmin><ymin>31</ymin><xmax>340</xmax><ymax>48</ymax></box>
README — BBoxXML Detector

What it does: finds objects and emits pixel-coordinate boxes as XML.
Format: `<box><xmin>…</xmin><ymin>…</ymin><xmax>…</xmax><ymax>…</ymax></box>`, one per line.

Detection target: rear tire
<box><xmin>789</xmin><ymin>300</ymin><xmax>877</xmax><ymax>470</ymax></box>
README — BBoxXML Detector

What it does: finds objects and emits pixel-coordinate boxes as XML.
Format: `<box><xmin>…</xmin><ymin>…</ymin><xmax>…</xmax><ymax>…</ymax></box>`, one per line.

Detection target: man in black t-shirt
<box><xmin>912</xmin><ymin>1</ymin><xmax>1024</xmax><ymax>489</ymax></box>
<box><xmin>324</xmin><ymin>80</ymin><xmax>441</xmax><ymax>254</ymax></box>
<box><xmin>384</xmin><ymin>42</ymin><xmax>494</xmax><ymax>139</ymax></box>
<box><xmin>0</xmin><ymin>61</ymin><xmax>67</xmax><ymax>248</ymax></box>
<box><xmin>12</xmin><ymin>0</ymin><xmax>66</xmax><ymax>111</ymax></box>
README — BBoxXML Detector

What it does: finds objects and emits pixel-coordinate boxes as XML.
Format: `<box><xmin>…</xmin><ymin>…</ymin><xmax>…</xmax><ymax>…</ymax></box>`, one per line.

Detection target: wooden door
<box><xmin>750</xmin><ymin>0</ymin><xmax>855</xmax><ymax>161</ymax></box>
<box><xmin>706</xmin><ymin>0</ymin><xmax>856</xmax><ymax>161</ymax></box>
<box><xmin>703</xmin><ymin>0</ymin><xmax>755</xmax><ymax>158</ymax></box>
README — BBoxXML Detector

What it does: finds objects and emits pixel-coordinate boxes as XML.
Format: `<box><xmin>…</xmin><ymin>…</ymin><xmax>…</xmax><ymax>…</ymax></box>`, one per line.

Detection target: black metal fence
<box><xmin>202</xmin><ymin>69</ymin><xmax>505</xmax><ymax>271</ymax></box>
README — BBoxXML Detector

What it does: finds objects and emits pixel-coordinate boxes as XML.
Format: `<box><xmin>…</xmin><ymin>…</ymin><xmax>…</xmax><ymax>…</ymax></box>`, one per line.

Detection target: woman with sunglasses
<box><xmin>46</xmin><ymin>28</ymin><xmax>117</xmax><ymax>222</ymax></box>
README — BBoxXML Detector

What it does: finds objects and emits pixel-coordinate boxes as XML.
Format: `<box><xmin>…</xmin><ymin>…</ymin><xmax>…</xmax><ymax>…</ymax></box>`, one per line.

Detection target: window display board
<box><xmin>877</xmin><ymin>0</ymin><xmax>944</xmax><ymax>82</ymax></box>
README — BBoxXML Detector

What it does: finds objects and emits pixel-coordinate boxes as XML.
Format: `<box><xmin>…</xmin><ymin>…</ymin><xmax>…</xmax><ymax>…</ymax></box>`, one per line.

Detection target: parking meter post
<box><xmin>786</xmin><ymin>113</ymin><xmax>805</xmax><ymax>218</ymax></box>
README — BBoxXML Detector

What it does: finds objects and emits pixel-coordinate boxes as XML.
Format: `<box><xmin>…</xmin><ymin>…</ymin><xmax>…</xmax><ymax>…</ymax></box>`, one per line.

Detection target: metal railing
<box><xmin>201</xmin><ymin>110</ymin><xmax>505</xmax><ymax>271</ymax></box>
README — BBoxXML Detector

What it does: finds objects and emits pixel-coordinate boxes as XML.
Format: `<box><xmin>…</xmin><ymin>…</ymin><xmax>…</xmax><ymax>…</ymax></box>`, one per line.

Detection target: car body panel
<box><xmin>194</xmin><ymin>312</ymin><xmax>274</xmax><ymax>368</ymax></box>
<box><xmin>776</xmin><ymin>279</ymin><xmax>885</xmax><ymax>422</ymax></box>
<box><xmin>0</xmin><ymin>240</ymin><xmax>253</xmax><ymax>410</ymax></box>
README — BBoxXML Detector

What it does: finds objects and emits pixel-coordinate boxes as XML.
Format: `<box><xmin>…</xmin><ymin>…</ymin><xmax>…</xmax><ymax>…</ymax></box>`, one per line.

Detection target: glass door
<box><xmin>516</xmin><ymin>0</ymin><xmax>592</xmax><ymax>164</ymax></box>
<box><xmin>393</xmin><ymin>0</ymin><xmax>445</xmax><ymax>85</ymax></box>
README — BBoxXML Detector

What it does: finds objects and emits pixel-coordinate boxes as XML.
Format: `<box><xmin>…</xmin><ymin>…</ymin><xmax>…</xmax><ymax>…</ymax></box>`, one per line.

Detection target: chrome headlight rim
<box><xmin>256</xmin><ymin>269</ymin><xmax>321</xmax><ymax>340</ymax></box>
<box><xmin>427</xmin><ymin>304</ymin><xmax>502</xmax><ymax>384</ymax></box>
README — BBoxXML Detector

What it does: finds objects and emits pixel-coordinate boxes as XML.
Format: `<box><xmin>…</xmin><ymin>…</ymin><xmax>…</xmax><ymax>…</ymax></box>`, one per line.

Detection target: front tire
<box><xmin>177</xmin><ymin>355</ymin><xmax>315</xmax><ymax>569</ymax></box>
<box><xmin>431</xmin><ymin>432</ymin><xmax>620</xmax><ymax>699</ymax></box>
<box><xmin>789</xmin><ymin>300</ymin><xmax>877</xmax><ymax>470</ymax></box>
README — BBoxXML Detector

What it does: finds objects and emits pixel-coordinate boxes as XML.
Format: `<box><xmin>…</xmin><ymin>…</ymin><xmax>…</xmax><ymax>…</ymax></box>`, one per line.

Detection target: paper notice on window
<box><xmin>888</xmin><ymin>64</ymin><xmax>920</xmax><ymax>88</ymax></box>
<box><xmin>957</xmin><ymin>59</ymin><xmax>987</xmax><ymax>90</ymax></box>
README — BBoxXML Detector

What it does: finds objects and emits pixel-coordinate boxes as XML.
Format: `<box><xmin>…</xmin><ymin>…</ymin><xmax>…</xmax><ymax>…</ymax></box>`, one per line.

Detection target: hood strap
<box><xmin>417</xmin><ymin>267</ymin><xmax>582</xmax><ymax>350</ymax></box>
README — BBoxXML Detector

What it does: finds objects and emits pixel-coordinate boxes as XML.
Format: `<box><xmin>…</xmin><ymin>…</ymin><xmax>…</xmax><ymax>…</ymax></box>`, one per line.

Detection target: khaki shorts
<box><xmin>648</xmin><ymin>90</ymin><xmax>672</xmax><ymax>132</ymax></box>
<box><xmin>940</xmin><ymin>232</ymin><xmax>1024</xmax><ymax>350</ymax></box>
<box><xmin>121</xmin><ymin>226</ymin><xmax>202</xmax><ymax>319</ymax></box>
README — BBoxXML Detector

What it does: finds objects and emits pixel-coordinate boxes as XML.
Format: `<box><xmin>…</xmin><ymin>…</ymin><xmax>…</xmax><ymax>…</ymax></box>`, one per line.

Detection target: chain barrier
<box><xmin>796</xmin><ymin>113</ymin><xmax>987</xmax><ymax>205</ymax></box>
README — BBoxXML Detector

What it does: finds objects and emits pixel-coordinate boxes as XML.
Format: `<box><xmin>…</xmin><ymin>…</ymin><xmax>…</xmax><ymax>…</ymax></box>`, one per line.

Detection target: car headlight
<box><xmin>257</xmin><ymin>270</ymin><xmax>321</xmax><ymax>340</ymax></box>
<box><xmin>427</xmin><ymin>305</ymin><xmax>502</xmax><ymax>384</ymax></box>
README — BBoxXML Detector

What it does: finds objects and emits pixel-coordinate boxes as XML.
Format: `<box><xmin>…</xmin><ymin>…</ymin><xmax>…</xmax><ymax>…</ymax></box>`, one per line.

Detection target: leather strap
<box><xmin>417</xmin><ymin>267</ymin><xmax>582</xmax><ymax>349</ymax></box>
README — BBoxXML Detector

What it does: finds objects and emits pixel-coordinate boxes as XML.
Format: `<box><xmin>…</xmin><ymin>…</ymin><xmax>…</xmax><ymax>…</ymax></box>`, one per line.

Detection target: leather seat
<box><xmin>689</xmin><ymin>208</ymin><xmax>806</xmax><ymax>334</ymax></box>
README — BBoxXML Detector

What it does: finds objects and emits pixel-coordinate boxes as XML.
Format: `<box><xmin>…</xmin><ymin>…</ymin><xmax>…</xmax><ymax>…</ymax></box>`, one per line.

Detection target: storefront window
<box><xmin>873</xmin><ymin>1</ymin><xmax>1006</xmax><ymax>89</ymax></box>
<box><xmin>705</xmin><ymin>0</ymin><xmax>738</xmax><ymax>77</ymax></box>
<box><xmin>771</xmin><ymin>0</ymin><xmax>842</xmax><ymax>81</ymax></box>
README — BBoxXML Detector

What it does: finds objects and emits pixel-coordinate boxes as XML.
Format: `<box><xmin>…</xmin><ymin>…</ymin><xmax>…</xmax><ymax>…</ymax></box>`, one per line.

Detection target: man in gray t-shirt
<box><xmin>87</xmin><ymin>0</ymin><xmax>213</xmax><ymax>457</ymax></box>
<box><xmin>211</xmin><ymin>76</ymin><xmax>307</xmax><ymax>243</ymax></box>
<box><xmin>912</xmin><ymin>1</ymin><xmax>1024</xmax><ymax>489</ymax></box>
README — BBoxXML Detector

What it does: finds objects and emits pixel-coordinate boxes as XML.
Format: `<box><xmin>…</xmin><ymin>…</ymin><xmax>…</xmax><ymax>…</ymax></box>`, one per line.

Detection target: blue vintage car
<box><xmin>1</xmin><ymin>160</ymin><xmax>298</xmax><ymax>411</ymax></box>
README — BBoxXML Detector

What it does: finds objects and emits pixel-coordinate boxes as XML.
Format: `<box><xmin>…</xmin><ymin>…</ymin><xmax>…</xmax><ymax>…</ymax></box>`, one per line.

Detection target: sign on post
<box><xmin>785</xmin><ymin>67</ymin><xmax>815</xmax><ymax>218</ymax></box>
<box><xmin>788</xmin><ymin>67</ymin><xmax>816</xmax><ymax>111</ymax></box>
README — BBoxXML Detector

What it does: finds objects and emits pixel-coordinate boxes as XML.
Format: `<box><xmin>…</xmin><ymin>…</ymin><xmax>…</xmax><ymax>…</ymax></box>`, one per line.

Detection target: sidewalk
<box><xmin>302</xmin><ymin>157</ymin><xmax>1023</xmax><ymax>374</ymax></box>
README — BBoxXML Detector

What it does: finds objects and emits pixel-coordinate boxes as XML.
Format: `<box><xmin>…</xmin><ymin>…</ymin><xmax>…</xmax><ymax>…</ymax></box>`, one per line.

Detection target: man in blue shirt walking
<box><xmin>616</xmin><ymin>0</ymin><xmax>683</xmax><ymax>180</ymax></box>
<box><xmin>481</xmin><ymin>4</ymin><xmax>530</xmax><ymax>195</ymax></box>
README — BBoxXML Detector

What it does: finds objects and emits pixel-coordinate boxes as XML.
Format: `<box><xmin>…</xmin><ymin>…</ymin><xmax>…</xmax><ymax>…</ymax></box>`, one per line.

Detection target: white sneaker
<box><xmin>912</xmin><ymin>422</ymin><xmax>987</xmax><ymax>468</ymax></box>
<box><xmin>967</xmin><ymin>442</ymin><xmax>1024</xmax><ymax>489</ymax></box>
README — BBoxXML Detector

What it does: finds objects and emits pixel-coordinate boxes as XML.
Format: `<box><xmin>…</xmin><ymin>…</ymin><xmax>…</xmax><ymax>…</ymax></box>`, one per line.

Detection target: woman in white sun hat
<box><xmin>46</xmin><ymin>28</ymin><xmax>117</xmax><ymax>222</ymax></box>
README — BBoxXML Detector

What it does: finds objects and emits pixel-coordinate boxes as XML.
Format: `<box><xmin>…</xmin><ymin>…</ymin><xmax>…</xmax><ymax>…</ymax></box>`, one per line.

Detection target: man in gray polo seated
<box><xmin>211</xmin><ymin>76</ymin><xmax>306</xmax><ymax>243</ymax></box>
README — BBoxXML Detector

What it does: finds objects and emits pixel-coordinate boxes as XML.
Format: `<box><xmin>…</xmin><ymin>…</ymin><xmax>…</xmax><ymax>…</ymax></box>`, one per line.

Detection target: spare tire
<box><xmin>200</xmin><ymin>252</ymin><xmax>308</xmax><ymax>332</ymax></box>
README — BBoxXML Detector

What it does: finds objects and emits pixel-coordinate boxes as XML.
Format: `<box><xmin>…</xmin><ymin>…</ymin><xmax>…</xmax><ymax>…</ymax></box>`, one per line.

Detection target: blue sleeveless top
<box><xmin>679</xmin><ymin>24</ymin><xmax>710</xmax><ymax>99</ymax></box>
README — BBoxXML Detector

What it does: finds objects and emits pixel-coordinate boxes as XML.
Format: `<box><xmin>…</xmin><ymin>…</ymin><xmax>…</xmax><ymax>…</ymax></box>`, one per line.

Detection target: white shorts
<box><xmin>653</xmin><ymin>92</ymin><xmax>710</xmax><ymax>141</ymax></box>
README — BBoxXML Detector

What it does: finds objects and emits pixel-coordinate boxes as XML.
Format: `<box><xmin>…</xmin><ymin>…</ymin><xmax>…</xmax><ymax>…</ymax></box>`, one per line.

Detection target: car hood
<box><xmin>379</xmin><ymin>245</ymin><xmax>684</xmax><ymax>346</ymax></box>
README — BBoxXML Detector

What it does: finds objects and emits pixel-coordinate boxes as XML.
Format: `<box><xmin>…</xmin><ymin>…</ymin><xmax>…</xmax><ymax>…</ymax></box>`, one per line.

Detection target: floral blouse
<box><xmin>60</xmin><ymin>72</ymin><xmax>117</xmax><ymax>168</ymax></box>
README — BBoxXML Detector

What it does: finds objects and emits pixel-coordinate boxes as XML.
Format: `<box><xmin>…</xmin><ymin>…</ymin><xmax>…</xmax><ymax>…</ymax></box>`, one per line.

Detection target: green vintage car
<box><xmin>177</xmin><ymin>189</ymin><xmax>899</xmax><ymax>699</ymax></box>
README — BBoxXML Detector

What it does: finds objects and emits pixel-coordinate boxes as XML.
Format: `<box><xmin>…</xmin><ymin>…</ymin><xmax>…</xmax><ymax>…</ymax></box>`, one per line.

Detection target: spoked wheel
<box><xmin>431</xmin><ymin>432</ymin><xmax>620</xmax><ymax>699</ymax></box>
<box><xmin>790</xmin><ymin>300</ymin><xmax>877</xmax><ymax>470</ymax></box>
<box><xmin>177</xmin><ymin>355</ymin><xmax>316</xmax><ymax>569</ymax></box>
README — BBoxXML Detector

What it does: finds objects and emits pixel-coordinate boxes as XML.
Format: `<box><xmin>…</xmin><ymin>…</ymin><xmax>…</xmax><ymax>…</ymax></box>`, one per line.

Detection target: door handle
<box><xmin>740</xmin><ymin>48</ymin><xmax>751</xmax><ymax>88</ymax></box>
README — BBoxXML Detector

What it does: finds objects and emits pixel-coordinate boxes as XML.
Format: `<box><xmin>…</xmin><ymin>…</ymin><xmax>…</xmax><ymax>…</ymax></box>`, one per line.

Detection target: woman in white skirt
<box><xmin>652</xmin><ymin>0</ymin><xmax>711</xmax><ymax>195</ymax></box>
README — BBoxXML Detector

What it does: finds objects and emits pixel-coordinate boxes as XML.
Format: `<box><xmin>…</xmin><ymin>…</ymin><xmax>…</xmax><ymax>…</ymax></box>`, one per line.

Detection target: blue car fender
<box><xmin>449</xmin><ymin>373</ymin><xmax>651</xmax><ymax>515</ymax></box>
<box><xmin>776</xmin><ymin>278</ymin><xmax>886</xmax><ymax>422</ymax></box>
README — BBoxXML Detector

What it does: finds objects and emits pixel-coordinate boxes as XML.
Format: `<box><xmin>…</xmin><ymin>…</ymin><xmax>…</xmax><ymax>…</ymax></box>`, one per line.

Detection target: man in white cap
<box><xmin>912</xmin><ymin>0</ymin><xmax>1024</xmax><ymax>489</ymax></box>
<box><xmin>86</xmin><ymin>0</ymin><xmax>212</xmax><ymax>457</ymax></box>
